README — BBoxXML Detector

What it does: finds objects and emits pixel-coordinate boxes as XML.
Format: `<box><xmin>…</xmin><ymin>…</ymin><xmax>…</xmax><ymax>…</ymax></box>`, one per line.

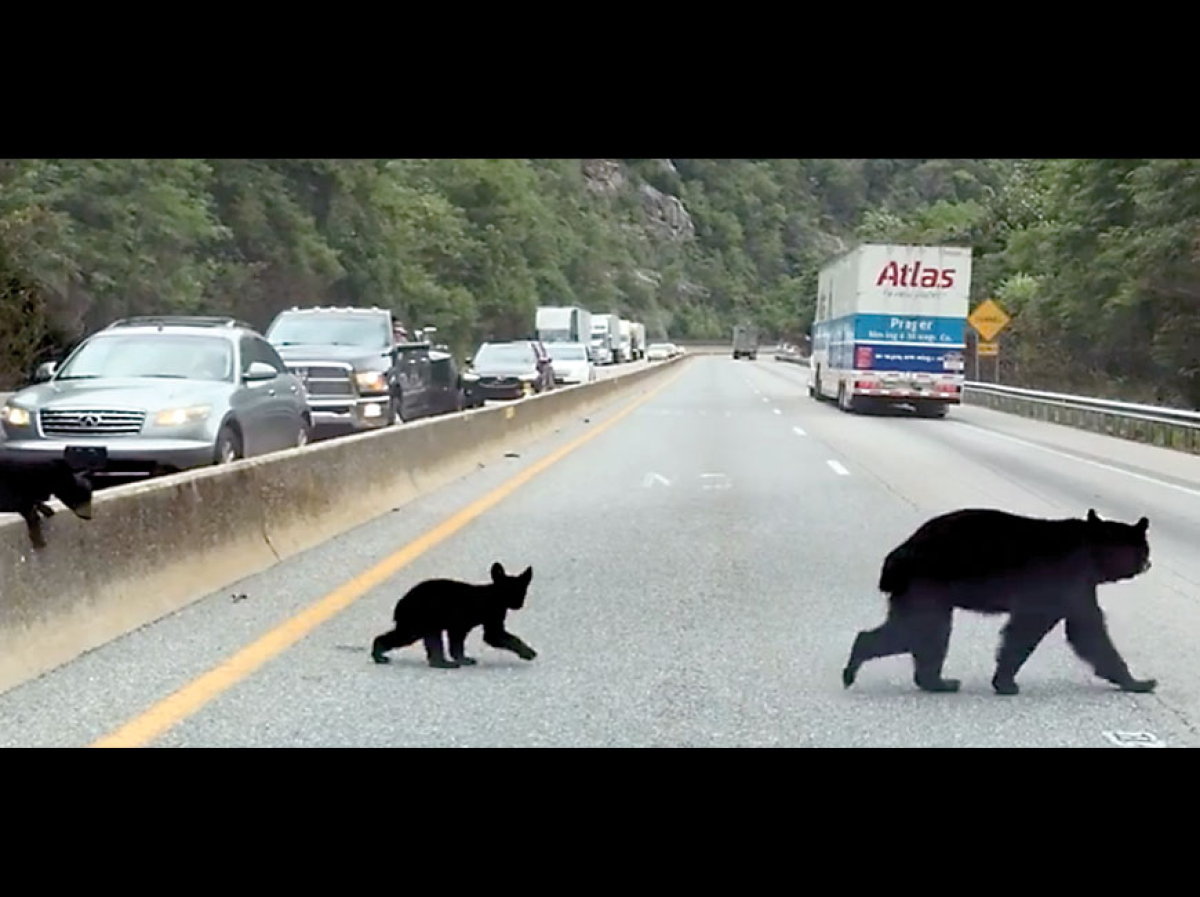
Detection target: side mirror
<box><xmin>244</xmin><ymin>361</ymin><xmax>277</xmax><ymax>382</ymax></box>
<box><xmin>464</xmin><ymin>357</ymin><xmax>472</xmax><ymax>366</ymax></box>
<box><xmin>34</xmin><ymin>361</ymin><xmax>58</xmax><ymax>383</ymax></box>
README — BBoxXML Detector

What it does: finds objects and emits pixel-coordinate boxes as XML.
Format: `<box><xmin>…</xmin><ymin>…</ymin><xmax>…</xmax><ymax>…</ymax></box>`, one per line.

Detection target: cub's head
<box><xmin>50</xmin><ymin>461</ymin><xmax>94</xmax><ymax>520</ymax></box>
<box><xmin>1086</xmin><ymin>509</ymin><xmax>1150</xmax><ymax>583</ymax></box>
<box><xmin>490</xmin><ymin>562</ymin><xmax>534</xmax><ymax>609</ymax></box>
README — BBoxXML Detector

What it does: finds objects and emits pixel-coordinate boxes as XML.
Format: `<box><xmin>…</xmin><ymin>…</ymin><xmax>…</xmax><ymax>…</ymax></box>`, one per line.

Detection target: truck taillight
<box><xmin>934</xmin><ymin>382</ymin><xmax>960</xmax><ymax>393</ymax></box>
<box><xmin>854</xmin><ymin>379</ymin><xmax>879</xmax><ymax>391</ymax></box>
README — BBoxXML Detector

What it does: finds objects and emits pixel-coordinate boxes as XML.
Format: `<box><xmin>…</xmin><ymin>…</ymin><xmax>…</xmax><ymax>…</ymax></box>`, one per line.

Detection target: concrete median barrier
<box><xmin>0</xmin><ymin>356</ymin><xmax>685</xmax><ymax>695</ymax></box>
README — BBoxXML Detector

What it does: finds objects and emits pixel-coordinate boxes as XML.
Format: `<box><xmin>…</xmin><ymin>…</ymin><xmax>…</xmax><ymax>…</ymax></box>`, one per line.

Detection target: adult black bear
<box><xmin>371</xmin><ymin>562</ymin><xmax>537</xmax><ymax>668</ymax></box>
<box><xmin>0</xmin><ymin>454</ymin><xmax>94</xmax><ymax>548</ymax></box>
<box><xmin>843</xmin><ymin>508</ymin><xmax>1155</xmax><ymax>696</ymax></box>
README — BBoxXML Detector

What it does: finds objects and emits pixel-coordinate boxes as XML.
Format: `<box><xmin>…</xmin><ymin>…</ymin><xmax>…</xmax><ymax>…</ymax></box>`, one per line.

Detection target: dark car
<box><xmin>463</xmin><ymin>340</ymin><xmax>555</xmax><ymax>401</ymax></box>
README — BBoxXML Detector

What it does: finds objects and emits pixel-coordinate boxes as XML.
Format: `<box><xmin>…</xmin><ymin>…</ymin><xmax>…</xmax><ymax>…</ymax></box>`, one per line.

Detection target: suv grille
<box><xmin>40</xmin><ymin>409</ymin><xmax>146</xmax><ymax>437</ymax></box>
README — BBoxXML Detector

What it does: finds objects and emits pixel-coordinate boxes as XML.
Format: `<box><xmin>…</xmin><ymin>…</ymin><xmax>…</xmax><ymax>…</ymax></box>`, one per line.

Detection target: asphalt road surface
<box><xmin>2</xmin><ymin>355</ymin><xmax>1196</xmax><ymax>747</ymax></box>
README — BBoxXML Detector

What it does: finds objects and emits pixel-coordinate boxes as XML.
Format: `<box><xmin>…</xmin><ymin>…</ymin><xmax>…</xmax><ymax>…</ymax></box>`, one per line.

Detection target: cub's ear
<box><xmin>1137</xmin><ymin>517</ymin><xmax>1149</xmax><ymax>533</ymax></box>
<box><xmin>1087</xmin><ymin>509</ymin><xmax>1100</xmax><ymax>524</ymax></box>
<box><xmin>490</xmin><ymin>562</ymin><xmax>506</xmax><ymax>583</ymax></box>
<box><xmin>519</xmin><ymin>566</ymin><xmax>533</xmax><ymax>584</ymax></box>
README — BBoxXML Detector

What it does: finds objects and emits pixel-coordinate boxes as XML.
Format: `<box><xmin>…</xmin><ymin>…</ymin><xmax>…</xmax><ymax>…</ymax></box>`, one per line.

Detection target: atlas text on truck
<box><xmin>809</xmin><ymin>243</ymin><xmax>970</xmax><ymax>417</ymax></box>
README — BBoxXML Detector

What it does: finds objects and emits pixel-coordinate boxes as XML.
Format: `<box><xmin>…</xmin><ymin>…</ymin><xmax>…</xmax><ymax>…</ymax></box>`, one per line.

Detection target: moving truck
<box><xmin>809</xmin><ymin>243</ymin><xmax>971</xmax><ymax>417</ymax></box>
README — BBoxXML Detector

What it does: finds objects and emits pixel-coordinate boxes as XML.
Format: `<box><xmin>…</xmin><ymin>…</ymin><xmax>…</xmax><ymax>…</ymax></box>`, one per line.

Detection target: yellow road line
<box><xmin>91</xmin><ymin>366</ymin><xmax>687</xmax><ymax>748</ymax></box>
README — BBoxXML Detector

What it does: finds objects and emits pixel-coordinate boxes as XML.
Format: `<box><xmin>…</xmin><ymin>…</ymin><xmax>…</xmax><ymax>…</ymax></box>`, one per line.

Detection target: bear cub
<box><xmin>372</xmin><ymin>562</ymin><xmax>537</xmax><ymax>668</ymax></box>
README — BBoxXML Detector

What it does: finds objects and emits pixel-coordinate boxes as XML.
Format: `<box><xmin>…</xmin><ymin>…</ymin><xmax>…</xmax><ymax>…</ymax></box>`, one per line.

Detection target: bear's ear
<box><xmin>1137</xmin><ymin>517</ymin><xmax>1149</xmax><ymax>533</ymax></box>
<box><xmin>490</xmin><ymin>562</ymin><xmax>506</xmax><ymax>583</ymax></box>
<box><xmin>519</xmin><ymin>566</ymin><xmax>533</xmax><ymax>584</ymax></box>
<box><xmin>1087</xmin><ymin>509</ymin><xmax>1100</xmax><ymax>524</ymax></box>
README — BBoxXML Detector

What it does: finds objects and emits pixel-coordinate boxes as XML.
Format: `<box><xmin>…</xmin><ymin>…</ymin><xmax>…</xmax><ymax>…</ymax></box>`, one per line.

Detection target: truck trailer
<box><xmin>809</xmin><ymin>243</ymin><xmax>971</xmax><ymax>417</ymax></box>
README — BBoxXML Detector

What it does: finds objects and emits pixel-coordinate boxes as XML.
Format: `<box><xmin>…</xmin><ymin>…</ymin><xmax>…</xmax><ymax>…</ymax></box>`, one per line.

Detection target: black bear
<box><xmin>371</xmin><ymin>562</ymin><xmax>537</xmax><ymax>668</ymax></box>
<box><xmin>0</xmin><ymin>454</ymin><xmax>94</xmax><ymax>548</ymax></box>
<box><xmin>842</xmin><ymin>508</ymin><xmax>1155</xmax><ymax>696</ymax></box>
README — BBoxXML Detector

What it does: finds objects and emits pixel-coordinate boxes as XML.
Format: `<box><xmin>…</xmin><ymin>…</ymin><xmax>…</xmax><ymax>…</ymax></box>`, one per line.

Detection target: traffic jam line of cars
<box><xmin>0</xmin><ymin>308</ymin><xmax>683</xmax><ymax>486</ymax></box>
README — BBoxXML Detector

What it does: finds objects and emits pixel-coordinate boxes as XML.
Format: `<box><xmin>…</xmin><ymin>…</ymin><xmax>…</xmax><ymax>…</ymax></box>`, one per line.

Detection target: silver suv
<box><xmin>0</xmin><ymin>316</ymin><xmax>312</xmax><ymax>477</ymax></box>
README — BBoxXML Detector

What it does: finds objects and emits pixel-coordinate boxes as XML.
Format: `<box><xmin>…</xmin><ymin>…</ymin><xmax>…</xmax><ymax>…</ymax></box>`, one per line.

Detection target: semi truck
<box><xmin>809</xmin><ymin>243</ymin><xmax>971</xmax><ymax>417</ymax></box>
<box><xmin>629</xmin><ymin>322</ymin><xmax>646</xmax><ymax>360</ymax></box>
<box><xmin>590</xmin><ymin>314</ymin><xmax>622</xmax><ymax>365</ymax></box>
<box><xmin>536</xmin><ymin>306</ymin><xmax>592</xmax><ymax>346</ymax></box>
<box><xmin>616</xmin><ymin>319</ymin><xmax>633</xmax><ymax>363</ymax></box>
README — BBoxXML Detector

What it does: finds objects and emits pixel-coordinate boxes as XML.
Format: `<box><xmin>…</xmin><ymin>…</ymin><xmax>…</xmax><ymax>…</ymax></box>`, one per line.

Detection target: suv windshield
<box><xmin>267</xmin><ymin>314</ymin><xmax>390</xmax><ymax>350</ymax></box>
<box><xmin>547</xmin><ymin>345</ymin><xmax>587</xmax><ymax>361</ymax></box>
<box><xmin>56</xmin><ymin>334</ymin><xmax>234</xmax><ymax>382</ymax></box>
<box><xmin>476</xmin><ymin>343</ymin><xmax>535</xmax><ymax>367</ymax></box>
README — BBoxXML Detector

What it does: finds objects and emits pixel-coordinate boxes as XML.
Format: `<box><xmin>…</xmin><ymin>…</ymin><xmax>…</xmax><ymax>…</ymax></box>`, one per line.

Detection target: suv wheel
<box><xmin>215</xmin><ymin>423</ymin><xmax>243</xmax><ymax>465</ymax></box>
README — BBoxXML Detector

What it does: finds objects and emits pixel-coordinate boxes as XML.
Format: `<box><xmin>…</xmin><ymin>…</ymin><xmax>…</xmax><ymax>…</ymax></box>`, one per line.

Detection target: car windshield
<box><xmin>547</xmin><ymin>345</ymin><xmax>587</xmax><ymax>361</ymax></box>
<box><xmin>475</xmin><ymin>343</ymin><xmax>535</xmax><ymax>367</ymax></box>
<box><xmin>55</xmin><ymin>334</ymin><xmax>234</xmax><ymax>382</ymax></box>
<box><xmin>267</xmin><ymin>314</ymin><xmax>390</xmax><ymax>350</ymax></box>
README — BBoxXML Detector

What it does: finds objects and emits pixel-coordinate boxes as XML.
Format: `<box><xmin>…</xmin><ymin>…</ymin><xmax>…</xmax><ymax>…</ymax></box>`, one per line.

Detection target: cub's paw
<box><xmin>371</xmin><ymin>651</ymin><xmax>391</xmax><ymax>665</ymax></box>
<box><xmin>1120</xmin><ymin>678</ymin><xmax>1157</xmax><ymax>693</ymax></box>
<box><xmin>916</xmin><ymin>677</ymin><xmax>961</xmax><ymax>693</ymax></box>
<box><xmin>429</xmin><ymin>658</ymin><xmax>461</xmax><ymax>669</ymax></box>
<box><xmin>992</xmin><ymin>678</ymin><xmax>1019</xmax><ymax>696</ymax></box>
<box><xmin>842</xmin><ymin>666</ymin><xmax>857</xmax><ymax>688</ymax></box>
<box><xmin>518</xmin><ymin>648</ymin><xmax>537</xmax><ymax>661</ymax></box>
<box><xmin>455</xmin><ymin>657</ymin><xmax>478</xmax><ymax>666</ymax></box>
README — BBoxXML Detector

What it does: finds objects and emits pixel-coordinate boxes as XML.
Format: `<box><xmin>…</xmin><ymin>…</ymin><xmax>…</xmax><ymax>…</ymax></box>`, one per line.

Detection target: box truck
<box><xmin>809</xmin><ymin>244</ymin><xmax>970</xmax><ymax>417</ymax></box>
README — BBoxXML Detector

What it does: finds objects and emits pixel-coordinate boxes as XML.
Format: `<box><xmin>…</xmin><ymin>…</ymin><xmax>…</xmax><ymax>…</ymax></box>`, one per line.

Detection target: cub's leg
<box><xmin>371</xmin><ymin>624</ymin><xmax>422</xmax><ymax>664</ymax></box>
<box><xmin>20</xmin><ymin>508</ymin><xmax>47</xmax><ymax>549</ymax></box>
<box><xmin>423</xmin><ymin>632</ymin><xmax>461</xmax><ymax>669</ymax></box>
<box><xmin>992</xmin><ymin>612</ymin><xmax>1061</xmax><ymax>695</ymax></box>
<box><xmin>447</xmin><ymin>629</ymin><xmax>477</xmax><ymax>666</ymax></box>
<box><xmin>843</xmin><ymin>606</ymin><xmax>910</xmax><ymax>688</ymax></box>
<box><xmin>1065</xmin><ymin>605</ymin><xmax>1156</xmax><ymax>693</ymax></box>
<box><xmin>36</xmin><ymin>502</ymin><xmax>55</xmax><ymax>518</ymax></box>
<box><xmin>483</xmin><ymin>623</ymin><xmax>537</xmax><ymax>660</ymax></box>
<box><xmin>909</xmin><ymin>605</ymin><xmax>960</xmax><ymax>693</ymax></box>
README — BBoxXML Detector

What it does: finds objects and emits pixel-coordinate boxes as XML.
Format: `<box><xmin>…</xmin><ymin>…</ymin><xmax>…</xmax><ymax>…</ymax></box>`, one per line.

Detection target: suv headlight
<box><xmin>462</xmin><ymin>372</ymin><xmax>479</xmax><ymax>382</ymax></box>
<box><xmin>355</xmin><ymin>371</ymin><xmax>388</xmax><ymax>393</ymax></box>
<box><xmin>155</xmin><ymin>405</ymin><xmax>212</xmax><ymax>426</ymax></box>
<box><xmin>1</xmin><ymin>405</ymin><xmax>32</xmax><ymax>427</ymax></box>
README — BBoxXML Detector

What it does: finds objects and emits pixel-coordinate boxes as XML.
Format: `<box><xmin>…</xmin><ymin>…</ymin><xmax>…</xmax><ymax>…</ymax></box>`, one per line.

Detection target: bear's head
<box><xmin>490</xmin><ymin>561</ymin><xmax>534</xmax><ymax>610</ymax></box>
<box><xmin>1086</xmin><ymin>509</ymin><xmax>1150</xmax><ymax>584</ymax></box>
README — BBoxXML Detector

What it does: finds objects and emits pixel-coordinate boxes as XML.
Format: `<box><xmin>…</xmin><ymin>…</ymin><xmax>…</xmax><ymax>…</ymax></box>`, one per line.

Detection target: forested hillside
<box><xmin>2</xmin><ymin>159</ymin><xmax>1197</xmax><ymax>406</ymax></box>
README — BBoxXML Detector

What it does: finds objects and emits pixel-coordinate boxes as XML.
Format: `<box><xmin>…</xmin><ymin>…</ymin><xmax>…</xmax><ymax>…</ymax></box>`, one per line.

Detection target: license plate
<box><xmin>65</xmin><ymin>445</ymin><xmax>108</xmax><ymax>470</ymax></box>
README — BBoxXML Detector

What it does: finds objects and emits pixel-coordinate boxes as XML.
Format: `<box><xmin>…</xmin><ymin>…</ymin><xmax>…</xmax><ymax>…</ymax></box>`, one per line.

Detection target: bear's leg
<box><xmin>910</xmin><ymin>606</ymin><xmax>960</xmax><ymax>693</ymax></box>
<box><xmin>843</xmin><ymin>609</ymin><xmax>910</xmax><ymax>687</ymax></box>
<box><xmin>423</xmin><ymin>632</ymin><xmax>461</xmax><ymax>669</ymax></box>
<box><xmin>1065</xmin><ymin>607</ymin><xmax>1156</xmax><ymax>693</ymax></box>
<box><xmin>371</xmin><ymin>624</ymin><xmax>421</xmax><ymax>664</ymax></box>
<box><xmin>992</xmin><ymin>612</ymin><xmax>1061</xmax><ymax>695</ymax></box>
<box><xmin>447</xmin><ymin>629</ymin><xmax>477</xmax><ymax>666</ymax></box>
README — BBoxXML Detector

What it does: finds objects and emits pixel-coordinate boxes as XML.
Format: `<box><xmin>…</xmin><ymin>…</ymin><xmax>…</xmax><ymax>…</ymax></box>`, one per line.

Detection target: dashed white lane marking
<box><xmin>761</xmin><ymin>397</ymin><xmax>769</xmax><ymax>403</ymax></box>
<box><xmin>827</xmin><ymin>460</ymin><xmax>850</xmax><ymax>476</ymax></box>
<box><xmin>773</xmin><ymin>408</ymin><xmax>782</xmax><ymax>415</ymax></box>
<box><xmin>793</xmin><ymin>426</ymin><xmax>806</xmax><ymax>437</ymax></box>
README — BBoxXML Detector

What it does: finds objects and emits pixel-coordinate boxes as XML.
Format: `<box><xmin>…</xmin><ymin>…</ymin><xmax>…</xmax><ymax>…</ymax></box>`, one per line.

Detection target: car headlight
<box><xmin>154</xmin><ymin>405</ymin><xmax>212</xmax><ymax>426</ymax></box>
<box><xmin>1</xmin><ymin>405</ymin><xmax>32</xmax><ymax>427</ymax></box>
<box><xmin>355</xmin><ymin>371</ymin><xmax>388</xmax><ymax>393</ymax></box>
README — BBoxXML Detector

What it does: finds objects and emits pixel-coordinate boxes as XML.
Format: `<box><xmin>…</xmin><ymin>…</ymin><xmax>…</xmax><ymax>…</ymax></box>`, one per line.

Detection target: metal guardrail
<box><xmin>962</xmin><ymin>381</ymin><xmax>1200</xmax><ymax>455</ymax></box>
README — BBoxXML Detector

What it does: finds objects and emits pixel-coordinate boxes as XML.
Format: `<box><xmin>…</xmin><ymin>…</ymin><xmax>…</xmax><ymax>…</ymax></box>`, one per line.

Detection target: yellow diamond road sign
<box><xmin>969</xmin><ymin>299</ymin><xmax>1011</xmax><ymax>342</ymax></box>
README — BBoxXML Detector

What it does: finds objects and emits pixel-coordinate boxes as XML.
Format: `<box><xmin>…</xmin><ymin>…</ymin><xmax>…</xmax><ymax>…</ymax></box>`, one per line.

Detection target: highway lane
<box><xmin>0</xmin><ymin>355</ymin><xmax>1194</xmax><ymax>746</ymax></box>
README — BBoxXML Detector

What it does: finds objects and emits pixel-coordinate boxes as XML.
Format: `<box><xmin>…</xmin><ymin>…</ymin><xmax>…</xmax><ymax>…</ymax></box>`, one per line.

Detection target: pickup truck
<box><xmin>265</xmin><ymin>307</ymin><xmax>450</xmax><ymax>435</ymax></box>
